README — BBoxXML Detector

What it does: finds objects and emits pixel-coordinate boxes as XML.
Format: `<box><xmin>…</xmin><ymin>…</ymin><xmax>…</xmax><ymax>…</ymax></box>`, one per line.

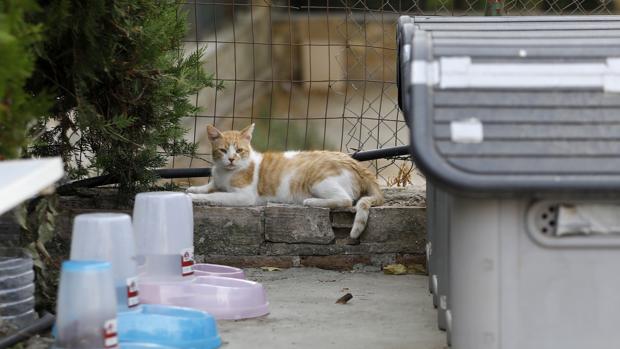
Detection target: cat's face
<box><xmin>207</xmin><ymin>124</ymin><xmax>254</xmax><ymax>171</ymax></box>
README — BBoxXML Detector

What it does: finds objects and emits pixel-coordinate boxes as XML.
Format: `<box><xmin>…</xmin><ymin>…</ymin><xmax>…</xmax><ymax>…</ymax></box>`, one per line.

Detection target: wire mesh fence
<box><xmin>175</xmin><ymin>0</ymin><xmax>616</xmax><ymax>186</ymax></box>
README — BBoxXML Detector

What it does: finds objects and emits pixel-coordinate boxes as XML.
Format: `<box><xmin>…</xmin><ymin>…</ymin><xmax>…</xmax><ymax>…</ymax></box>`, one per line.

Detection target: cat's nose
<box><xmin>228</xmin><ymin>158</ymin><xmax>234</xmax><ymax>163</ymax></box>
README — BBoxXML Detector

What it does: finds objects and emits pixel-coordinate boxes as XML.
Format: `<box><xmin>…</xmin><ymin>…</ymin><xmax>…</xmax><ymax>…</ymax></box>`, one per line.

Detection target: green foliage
<box><xmin>29</xmin><ymin>0</ymin><xmax>217</xmax><ymax>201</ymax></box>
<box><xmin>0</xmin><ymin>0</ymin><xmax>49</xmax><ymax>159</ymax></box>
<box><xmin>15</xmin><ymin>195</ymin><xmax>60</xmax><ymax>312</ymax></box>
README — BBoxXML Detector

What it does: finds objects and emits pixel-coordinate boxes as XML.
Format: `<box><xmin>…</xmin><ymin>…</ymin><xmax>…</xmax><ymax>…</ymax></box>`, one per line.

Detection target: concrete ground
<box><xmin>218</xmin><ymin>268</ymin><xmax>447</xmax><ymax>349</ymax></box>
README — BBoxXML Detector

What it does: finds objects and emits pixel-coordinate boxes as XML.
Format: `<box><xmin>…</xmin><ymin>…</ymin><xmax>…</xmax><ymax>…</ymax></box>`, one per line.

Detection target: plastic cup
<box><xmin>54</xmin><ymin>261</ymin><xmax>118</xmax><ymax>349</ymax></box>
<box><xmin>133</xmin><ymin>192</ymin><xmax>194</xmax><ymax>279</ymax></box>
<box><xmin>70</xmin><ymin>213</ymin><xmax>140</xmax><ymax>311</ymax></box>
<box><xmin>0</xmin><ymin>248</ymin><xmax>36</xmax><ymax>327</ymax></box>
<box><xmin>139</xmin><ymin>276</ymin><xmax>269</xmax><ymax>320</ymax></box>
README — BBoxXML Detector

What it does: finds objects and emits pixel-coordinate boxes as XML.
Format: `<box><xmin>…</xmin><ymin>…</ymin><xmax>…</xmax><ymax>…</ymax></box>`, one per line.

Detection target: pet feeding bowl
<box><xmin>118</xmin><ymin>304</ymin><xmax>221</xmax><ymax>349</ymax></box>
<box><xmin>133</xmin><ymin>192</ymin><xmax>247</xmax><ymax>280</ymax></box>
<box><xmin>139</xmin><ymin>276</ymin><xmax>269</xmax><ymax>320</ymax></box>
<box><xmin>192</xmin><ymin>264</ymin><xmax>245</xmax><ymax>279</ymax></box>
<box><xmin>133</xmin><ymin>192</ymin><xmax>268</xmax><ymax>320</ymax></box>
<box><xmin>121</xmin><ymin>343</ymin><xmax>178</xmax><ymax>349</ymax></box>
<box><xmin>69</xmin><ymin>212</ymin><xmax>221</xmax><ymax>348</ymax></box>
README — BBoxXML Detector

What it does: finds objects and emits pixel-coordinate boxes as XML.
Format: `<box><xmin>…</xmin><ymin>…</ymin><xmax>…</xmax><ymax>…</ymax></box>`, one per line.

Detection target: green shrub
<box><xmin>29</xmin><ymin>0</ymin><xmax>219</xmax><ymax>201</ymax></box>
<box><xmin>0</xmin><ymin>0</ymin><xmax>48</xmax><ymax>159</ymax></box>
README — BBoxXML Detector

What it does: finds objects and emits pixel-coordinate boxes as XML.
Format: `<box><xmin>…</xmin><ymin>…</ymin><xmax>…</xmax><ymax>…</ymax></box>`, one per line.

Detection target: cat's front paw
<box><xmin>187</xmin><ymin>193</ymin><xmax>219</xmax><ymax>205</ymax></box>
<box><xmin>303</xmin><ymin>198</ymin><xmax>324</xmax><ymax>207</ymax></box>
<box><xmin>186</xmin><ymin>186</ymin><xmax>207</xmax><ymax>194</ymax></box>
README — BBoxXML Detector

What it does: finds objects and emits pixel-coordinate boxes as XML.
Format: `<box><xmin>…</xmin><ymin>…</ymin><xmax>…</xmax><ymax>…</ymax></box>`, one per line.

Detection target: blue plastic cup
<box><xmin>54</xmin><ymin>261</ymin><xmax>118</xmax><ymax>349</ymax></box>
<box><xmin>70</xmin><ymin>213</ymin><xmax>140</xmax><ymax>311</ymax></box>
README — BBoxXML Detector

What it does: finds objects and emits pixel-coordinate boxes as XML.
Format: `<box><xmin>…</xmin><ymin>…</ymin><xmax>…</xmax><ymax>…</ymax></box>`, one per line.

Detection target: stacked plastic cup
<box><xmin>53</xmin><ymin>261</ymin><xmax>118</xmax><ymax>349</ymax></box>
<box><xmin>133</xmin><ymin>192</ymin><xmax>269</xmax><ymax>320</ymax></box>
<box><xmin>69</xmin><ymin>212</ymin><xmax>222</xmax><ymax>349</ymax></box>
<box><xmin>70</xmin><ymin>213</ymin><xmax>139</xmax><ymax>311</ymax></box>
<box><xmin>133</xmin><ymin>192</ymin><xmax>195</xmax><ymax>280</ymax></box>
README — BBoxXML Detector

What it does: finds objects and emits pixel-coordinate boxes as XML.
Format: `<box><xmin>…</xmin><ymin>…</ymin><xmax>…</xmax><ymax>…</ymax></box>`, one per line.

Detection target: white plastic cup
<box><xmin>70</xmin><ymin>213</ymin><xmax>140</xmax><ymax>311</ymax></box>
<box><xmin>54</xmin><ymin>260</ymin><xmax>118</xmax><ymax>349</ymax></box>
<box><xmin>132</xmin><ymin>192</ymin><xmax>195</xmax><ymax>279</ymax></box>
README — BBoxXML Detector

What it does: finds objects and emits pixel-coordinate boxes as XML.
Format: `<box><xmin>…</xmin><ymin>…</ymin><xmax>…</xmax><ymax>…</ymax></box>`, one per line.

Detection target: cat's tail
<box><xmin>350</xmin><ymin>180</ymin><xmax>384</xmax><ymax>240</ymax></box>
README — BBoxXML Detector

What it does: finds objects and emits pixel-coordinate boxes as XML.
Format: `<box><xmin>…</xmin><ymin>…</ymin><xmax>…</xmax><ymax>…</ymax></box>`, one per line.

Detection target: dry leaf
<box><xmin>383</xmin><ymin>264</ymin><xmax>407</xmax><ymax>275</ymax></box>
<box><xmin>260</xmin><ymin>266</ymin><xmax>282</xmax><ymax>272</ymax></box>
<box><xmin>336</xmin><ymin>293</ymin><xmax>353</xmax><ymax>304</ymax></box>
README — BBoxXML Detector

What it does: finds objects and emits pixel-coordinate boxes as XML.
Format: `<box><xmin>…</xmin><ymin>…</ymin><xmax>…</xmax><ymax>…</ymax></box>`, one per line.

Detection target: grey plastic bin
<box><xmin>397</xmin><ymin>15</ymin><xmax>620</xmax><ymax>341</ymax></box>
<box><xmin>400</xmin><ymin>15</ymin><xmax>620</xmax><ymax>349</ymax></box>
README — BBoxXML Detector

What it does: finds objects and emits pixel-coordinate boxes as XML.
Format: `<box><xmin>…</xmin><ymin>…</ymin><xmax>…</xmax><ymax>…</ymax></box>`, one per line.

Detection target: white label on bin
<box><xmin>181</xmin><ymin>247</ymin><xmax>195</xmax><ymax>277</ymax></box>
<box><xmin>103</xmin><ymin>318</ymin><xmax>118</xmax><ymax>348</ymax></box>
<box><xmin>450</xmin><ymin>118</ymin><xmax>483</xmax><ymax>144</ymax></box>
<box><xmin>126</xmin><ymin>276</ymin><xmax>139</xmax><ymax>308</ymax></box>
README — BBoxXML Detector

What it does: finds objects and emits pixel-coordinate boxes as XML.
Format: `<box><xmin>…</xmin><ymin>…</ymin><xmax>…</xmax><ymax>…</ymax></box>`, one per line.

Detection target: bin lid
<box><xmin>399</xmin><ymin>17</ymin><xmax>620</xmax><ymax>194</ymax></box>
<box><xmin>397</xmin><ymin>16</ymin><xmax>620</xmax><ymax>114</ymax></box>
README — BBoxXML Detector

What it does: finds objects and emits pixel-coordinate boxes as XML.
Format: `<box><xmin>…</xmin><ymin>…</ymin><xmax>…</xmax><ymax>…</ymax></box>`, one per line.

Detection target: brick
<box><xmin>300</xmin><ymin>255</ymin><xmax>372</xmax><ymax>270</ymax></box>
<box><xmin>261</xmin><ymin>242</ymin><xmax>367</xmax><ymax>256</ymax></box>
<box><xmin>194</xmin><ymin>206</ymin><xmax>264</xmax><ymax>255</ymax></box>
<box><xmin>370</xmin><ymin>253</ymin><xmax>397</xmax><ymax>267</ymax></box>
<box><xmin>198</xmin><ymin>255</ymin><xmax>294</xmax><ymax>268</ymax></box>
<box><xmin>264</xmin><ymin>204</ymin><xmax>334</xmax><ymax>244</ymax></box>
<box><xmin>365</xmin><ymin>241</ymin><xmax>425</xmax><ymax>254</ymax></box>
<box><xmin>395</xmin><ymin>253</ymin><xmax>427</xmax><ymax>268</ymax></box>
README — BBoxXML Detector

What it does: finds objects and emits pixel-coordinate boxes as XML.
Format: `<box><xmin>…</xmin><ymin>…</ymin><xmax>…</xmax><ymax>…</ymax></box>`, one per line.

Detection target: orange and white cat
<box><xmin>187</xmin><ymin>124</ymin><xmax>384</xmax><ymax>242</ymax></box>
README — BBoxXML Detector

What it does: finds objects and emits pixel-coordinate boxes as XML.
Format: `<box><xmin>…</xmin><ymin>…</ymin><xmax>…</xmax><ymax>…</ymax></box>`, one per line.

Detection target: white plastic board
<box><xmin>0</xmin><ymin>158</ymin><xmax>64</xmax><ymax>216</ymax></box>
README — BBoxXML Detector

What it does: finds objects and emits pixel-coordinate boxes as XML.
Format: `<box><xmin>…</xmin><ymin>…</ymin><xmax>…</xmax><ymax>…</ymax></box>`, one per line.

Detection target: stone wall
<box><xmin>0</xmin><ymin>212</ymin><xmax>21</xmax><ymax>247</ymax></box>
<box><xmin>50</xmin><ymin>187</ymin><xmax>427</xmax><ymax>270</ymax></box>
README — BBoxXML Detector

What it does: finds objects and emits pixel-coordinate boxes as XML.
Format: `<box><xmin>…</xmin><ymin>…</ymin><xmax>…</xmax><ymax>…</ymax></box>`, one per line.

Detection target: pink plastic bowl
<box><xmin>139</xmin><ymin>276</ymin><xmax>269</xmax><ymax>320</ymax></box>
<box><xmin>192</xmin><ymin>264</ymin><xmax>245</xmax><ymax>279</ymax></box>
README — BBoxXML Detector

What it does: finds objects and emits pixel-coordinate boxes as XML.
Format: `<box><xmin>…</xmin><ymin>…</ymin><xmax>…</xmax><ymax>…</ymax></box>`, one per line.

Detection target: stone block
<box><xmin>264</xmin><ymin>204</ymin><xmax>334</xmax><ymax>244</ymax></box>
<box><xmin>330</xmin><ymin>208</ymin><xmax>355</xmax><ymax>229</ymax></box>
<box><xmin>194</xmin><ymin>206</ymin><xmax>264</xmax><ymax>255</ymax></box>
<box><xmin>362</xmin><ymin>207</ymin><xmax>426</xmax><ymax>243</ymax></box>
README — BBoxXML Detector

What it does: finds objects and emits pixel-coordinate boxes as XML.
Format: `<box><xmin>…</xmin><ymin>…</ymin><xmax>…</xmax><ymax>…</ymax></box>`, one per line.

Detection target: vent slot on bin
<box><xmin>530</xmin><ymin>202</ymin><xmax>559</xmax><ymax>236</ymax></box>
<box><xmin>527</xmin><ymin>201</ymin><xmax>620</xmax><ymax>247</ymax></box>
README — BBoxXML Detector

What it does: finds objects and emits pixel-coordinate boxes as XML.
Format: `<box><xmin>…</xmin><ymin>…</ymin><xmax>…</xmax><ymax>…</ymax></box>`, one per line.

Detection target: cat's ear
<box><xmin>240</xmin><ymin>123</ymin><xmax>255</xmax><ymax>141</ymax></box>
<box><xmin>206</xmin><ymin>125</ymin><xmax>223</xmax><ymax>142</ymax></box>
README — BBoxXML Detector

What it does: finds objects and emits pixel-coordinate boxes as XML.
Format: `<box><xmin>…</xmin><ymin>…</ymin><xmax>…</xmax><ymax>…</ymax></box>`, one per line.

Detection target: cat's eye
<box><xmin>236</xmin><ymin>149</ymin><xmax>244</xmax><ymax>153</ymax></box>
<box><xmin>218</xmin><ymin>148</ymin><xmax>227</xmax><ymax>153</ymax></box>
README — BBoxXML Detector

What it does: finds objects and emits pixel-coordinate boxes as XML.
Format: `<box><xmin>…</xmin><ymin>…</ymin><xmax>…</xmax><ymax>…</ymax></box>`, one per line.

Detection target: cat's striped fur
<box><xmin>187</xmin><ymin>124</ymin><xmax>384</xmax><ymax>242</ymax></box>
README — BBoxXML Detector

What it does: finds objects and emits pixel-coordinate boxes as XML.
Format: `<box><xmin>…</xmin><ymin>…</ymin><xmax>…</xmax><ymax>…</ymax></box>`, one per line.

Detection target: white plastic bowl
<box><xmin>138</xmin><ymin>276</ymin><xmax>269</xmax><ymax>320</ymax></box>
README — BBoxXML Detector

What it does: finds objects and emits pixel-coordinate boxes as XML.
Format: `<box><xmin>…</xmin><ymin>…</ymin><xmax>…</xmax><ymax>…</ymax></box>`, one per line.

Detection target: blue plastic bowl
<box><xmin>118</xmin><ymin>304</ymin><xmax>221</xmax><ymax>349</ymax></box>
<box><xmin>121</xmin><ymin>343</ymin><xmax>178</xmax><ymax>349</ymax></box>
